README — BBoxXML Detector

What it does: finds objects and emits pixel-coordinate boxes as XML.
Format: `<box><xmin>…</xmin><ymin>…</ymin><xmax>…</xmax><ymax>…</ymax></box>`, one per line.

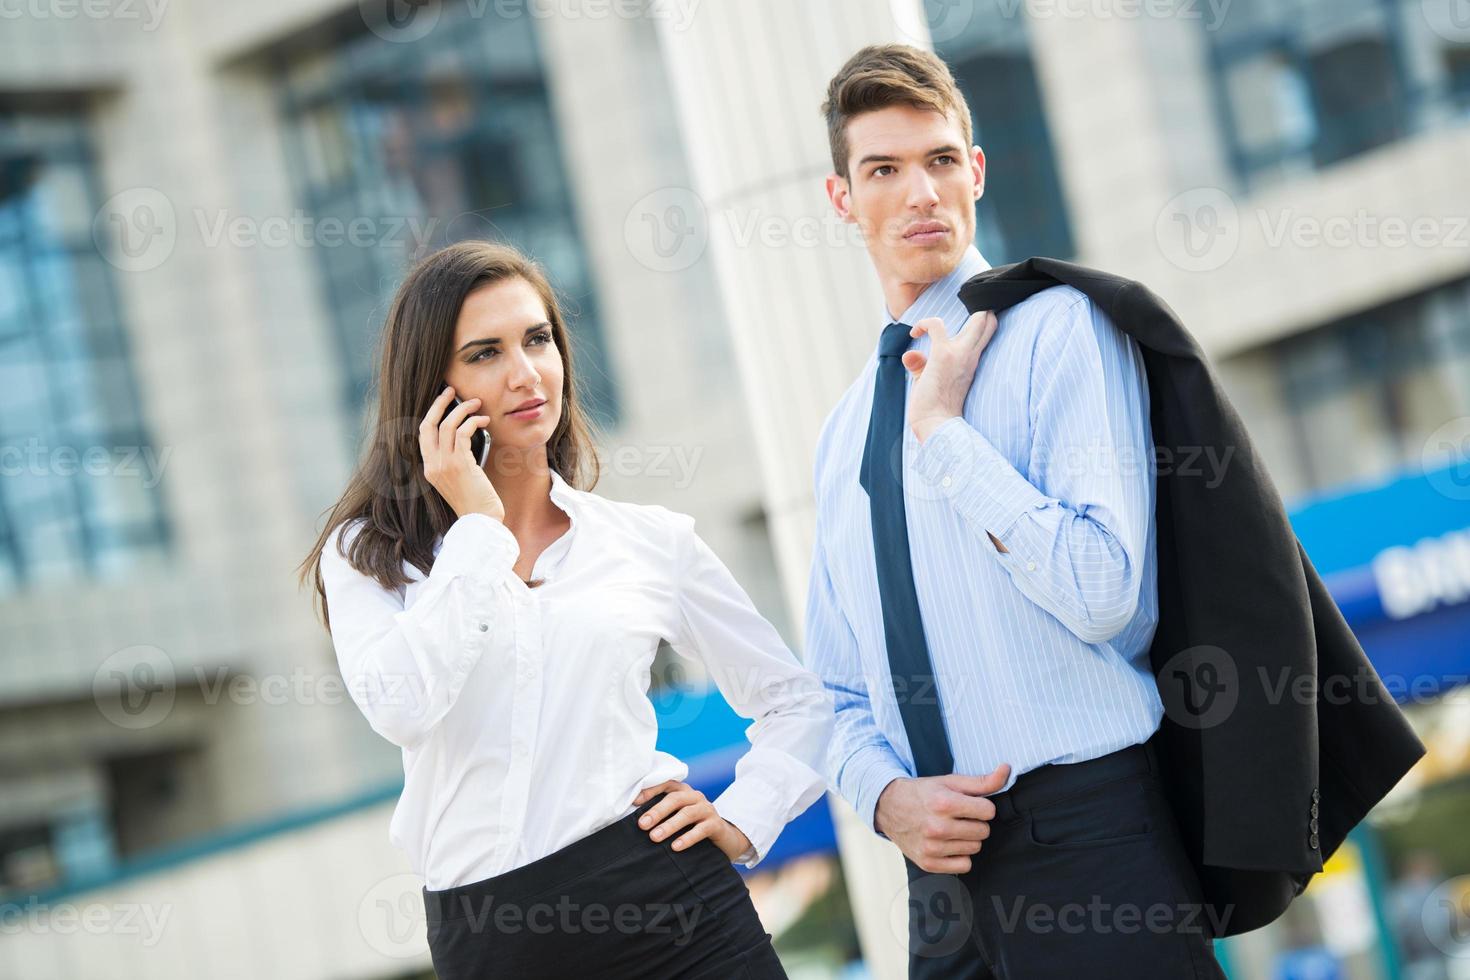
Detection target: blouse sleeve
<box><xmin>666</xmin><ymin>511</ymin><xmax>836</xmax><ymax>868</ymax></box>
<box><xmin>319</xmin><ymin>513</ymin><xmax>522</xmax><ymax>750</ymax></box>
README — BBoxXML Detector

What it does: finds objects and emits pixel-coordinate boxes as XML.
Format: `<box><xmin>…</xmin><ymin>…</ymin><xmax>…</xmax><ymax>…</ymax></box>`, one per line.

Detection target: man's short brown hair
<box><xmin>821</xmin><ymin>44</ymin><xmax>974</xmax><ymax>180</ymax></box>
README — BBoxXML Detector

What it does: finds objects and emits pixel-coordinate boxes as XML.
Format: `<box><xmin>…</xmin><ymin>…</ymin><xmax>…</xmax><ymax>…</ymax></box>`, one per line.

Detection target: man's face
<box><xmin>827</xmin><ymin>104</ymin><xmax>985</xmax><ymax>293</ymax></box>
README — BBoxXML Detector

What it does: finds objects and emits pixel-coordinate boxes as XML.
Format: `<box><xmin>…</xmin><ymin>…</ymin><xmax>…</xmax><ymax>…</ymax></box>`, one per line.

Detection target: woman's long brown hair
<box><xmin>296</xmin><ymin>240</ymin><xmax>602</xmax><ymax>634</ymax></box>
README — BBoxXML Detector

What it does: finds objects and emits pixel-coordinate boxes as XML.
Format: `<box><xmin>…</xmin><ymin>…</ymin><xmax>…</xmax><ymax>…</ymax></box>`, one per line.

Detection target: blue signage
<box><xmin>1289</xmin><ymin>460</ymin><xmax>1470</xmax><ymax>699</ymax></box>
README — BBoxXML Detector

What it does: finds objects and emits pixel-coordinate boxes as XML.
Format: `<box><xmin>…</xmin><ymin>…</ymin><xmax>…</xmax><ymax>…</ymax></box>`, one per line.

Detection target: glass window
<box><xmin>1230</xmin><ymin>277</ymin><xmax>1470</xmax><ymax>500</ymax></box>
<box><xmin>0</xmin><ymin>108</ymin><xmax>171</xmax><ymax>594</ymax></box>
<box><xmin>1305</xmin><ymin>32</ymin><xmax>1405</xmax><ymax>166</ymax></box>
<box><xmin>272</xmin><ymin>2</ymin><xmax>619</xmax><ymax>430</ymax></box>
<box><xmin>1208</xmin><ymin>0</ymin><xmax>1470</xmax><ymax>191</ymax></box>
<box><xmin>1221</xmin><ymin>47</ymin><xmax>1318</xmax><ymax>184</ymax></box>
<box><xmin>1450</xmin><ymin>46</ymin><xmax>1470</xmax><ymax>105</ymax></box>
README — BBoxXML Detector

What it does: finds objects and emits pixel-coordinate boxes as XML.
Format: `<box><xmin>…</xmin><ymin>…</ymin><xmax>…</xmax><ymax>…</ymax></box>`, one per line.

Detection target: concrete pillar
<box><xmin>651</xmin><ymin>3</ymin><xmax>941</xmax><ymax>976</ymax></box>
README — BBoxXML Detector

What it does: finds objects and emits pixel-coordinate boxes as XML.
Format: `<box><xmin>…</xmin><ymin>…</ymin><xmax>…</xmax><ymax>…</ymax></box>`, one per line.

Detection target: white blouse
<box><xmin>320</xmin><ymin>467</ymin><xmax>834</xmax><ymax>890</ymax></box>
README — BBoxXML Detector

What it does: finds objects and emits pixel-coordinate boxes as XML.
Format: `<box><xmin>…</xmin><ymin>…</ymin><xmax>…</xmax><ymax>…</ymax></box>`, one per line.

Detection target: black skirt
<box><xmin>422</xmin><ymin>790</ymin><xmax>788</xmax><ymax>979</ymax></box>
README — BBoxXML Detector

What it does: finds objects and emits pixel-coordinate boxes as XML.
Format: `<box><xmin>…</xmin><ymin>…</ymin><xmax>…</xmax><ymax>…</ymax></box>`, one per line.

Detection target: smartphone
<box><xmin>451</xmin><ymin>396</ymin><xmax>491</xmax><ymax>467</ymax></box>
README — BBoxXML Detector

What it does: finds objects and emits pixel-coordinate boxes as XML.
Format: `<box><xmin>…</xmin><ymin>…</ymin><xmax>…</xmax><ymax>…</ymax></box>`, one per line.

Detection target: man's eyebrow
<box><xmin>455</xmin><ymin>321</ymin><xmax>552</xmax><ymax>354</ymax></box>
<box><xmin>856</xmin><ymin>145</ymin><xmax>964</xmax><ymax>169</ymax></box>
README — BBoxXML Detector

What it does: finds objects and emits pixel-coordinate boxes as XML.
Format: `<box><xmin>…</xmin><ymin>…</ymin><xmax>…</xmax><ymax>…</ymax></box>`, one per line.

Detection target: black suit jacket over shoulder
<box><xmin>958</xmin><ymin>257</ymin><xmax>1426</xmax><ymax>937</ymax></box>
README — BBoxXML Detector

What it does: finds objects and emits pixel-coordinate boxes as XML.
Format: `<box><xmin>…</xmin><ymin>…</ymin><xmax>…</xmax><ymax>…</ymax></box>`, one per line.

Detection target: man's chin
<box><xmin>896</xmin><ymin>245</ymin><xmax>966</xmax><ymax>286</ymax></box>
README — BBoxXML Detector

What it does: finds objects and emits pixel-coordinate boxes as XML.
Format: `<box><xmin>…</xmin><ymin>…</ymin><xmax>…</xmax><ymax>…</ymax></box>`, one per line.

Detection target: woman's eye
<box><xmin>471</xmin><ymin>333</ymin><xmax>548</xmax><ymax>361</ymax></box>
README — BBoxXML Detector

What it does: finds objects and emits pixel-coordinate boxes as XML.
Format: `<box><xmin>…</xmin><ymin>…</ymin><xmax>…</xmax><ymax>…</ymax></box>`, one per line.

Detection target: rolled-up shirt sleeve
<box><xmin>320</xmin><ymin>513</ymin><xmax>521</xmax><ymax>750</ymax></box>
<box><xmin>666</xmin><ymin>512</ymin><xmax>836</xmax><ymax>869</ymax></box>
<box><xmin>912</xmin><ymin>295</ymin><xmax>1154</xmax><ymax>646</ymax></box>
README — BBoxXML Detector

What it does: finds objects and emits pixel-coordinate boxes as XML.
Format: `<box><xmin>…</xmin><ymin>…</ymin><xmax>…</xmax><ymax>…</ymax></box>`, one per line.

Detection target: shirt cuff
<box><xmin>913</xmin><ymin>416</ymin><xmax>1048</xmax><ymax>544</ymax></box>
<box><xmin>712</xmin><ymin>777</ymin><xmax>785</xmax><ymax>870</ymax></box>
<box><xmin>837</xmin><ymin>742</ymin><xmax>911</xmax><ymax>842</ymax></box>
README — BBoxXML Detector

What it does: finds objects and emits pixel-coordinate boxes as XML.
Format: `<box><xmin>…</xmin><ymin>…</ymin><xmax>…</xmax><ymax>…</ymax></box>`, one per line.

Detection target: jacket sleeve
<box><xmin>320</xmin><ymin>514</ymin><xmax>521</xmax><ymax>749</ymax></box>
<box><xmin>912</xmin><ymin>294</ymin><xmax>1155</xmax><ymax>645</ymax></box>
<box><xmin>666</xmin><ymin>511</ymin><xmax>835</xmax><ymax>869</ymax></box>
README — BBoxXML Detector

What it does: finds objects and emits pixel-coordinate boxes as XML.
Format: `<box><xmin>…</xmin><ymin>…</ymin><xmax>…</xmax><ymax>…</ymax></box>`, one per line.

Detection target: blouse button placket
<box><xmin>504</xmin><ymin>590</ymin><xmax>544</xmax><ymax>842</ymax></box>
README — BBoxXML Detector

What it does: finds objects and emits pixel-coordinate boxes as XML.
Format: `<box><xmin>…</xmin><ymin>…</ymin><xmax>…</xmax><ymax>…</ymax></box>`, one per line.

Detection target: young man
<box><xmin>804</xmin><ymin>44</ymin><xmax>1225</xmax><ymax>978</ymax></box>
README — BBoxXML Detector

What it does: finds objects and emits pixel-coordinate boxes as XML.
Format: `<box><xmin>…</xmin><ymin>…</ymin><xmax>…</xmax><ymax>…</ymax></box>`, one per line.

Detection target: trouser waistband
<box><xmin>989</xmin><ymin>741</ymin><xmax>1156</xmax><ymax>822</ymax></box>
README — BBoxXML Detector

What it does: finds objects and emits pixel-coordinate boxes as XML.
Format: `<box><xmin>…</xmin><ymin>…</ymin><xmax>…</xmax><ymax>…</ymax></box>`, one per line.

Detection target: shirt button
<box><xmin>1026</xmin><ymin>561</ymin><xmax>1037</xmax><ymax>572</ymax></box>
<box><xmin>1033</xmin><ymin>501</ymin><xmax>1047</xmax><ymax>510</ymax></box>
<box><xmin>940</xmin><ymin>475</ymin><xmax>952</xmax><ymax>488</ymax></box>
<box><xmin>477</xmin><ymin>623</ymin><xmax>488</xmax><ymax>632</ymax></box>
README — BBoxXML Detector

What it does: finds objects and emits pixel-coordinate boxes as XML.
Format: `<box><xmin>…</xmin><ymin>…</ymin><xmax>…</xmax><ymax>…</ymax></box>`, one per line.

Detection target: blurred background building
<box><xmin>0</xmin><ymin>0</ymin><xmax>1467</xmax><ymax>977</ymax></box>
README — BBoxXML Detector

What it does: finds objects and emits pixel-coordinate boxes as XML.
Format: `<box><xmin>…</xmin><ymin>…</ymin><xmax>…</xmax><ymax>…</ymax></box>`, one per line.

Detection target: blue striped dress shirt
<box><xmin>804</xmin><ymin>245</ymin><xmax>1164</xmax><ymax>835</ymax></box>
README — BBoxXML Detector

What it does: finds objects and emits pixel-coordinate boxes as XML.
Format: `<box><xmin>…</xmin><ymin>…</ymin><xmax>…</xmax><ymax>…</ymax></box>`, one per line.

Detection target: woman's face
<box><xmin>442</xmin><ymin>276</ymin><xmax>564</xmax><ymax>457</ymax></box>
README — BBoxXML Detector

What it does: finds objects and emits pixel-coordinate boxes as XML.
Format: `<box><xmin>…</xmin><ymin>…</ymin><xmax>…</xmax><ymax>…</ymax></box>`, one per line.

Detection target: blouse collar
<box><xmin>430</xmin><ymin>467</ymin><xmax>581</xmax><ymax>561</ymax></box>
<box><xmin>548</xmin><ymin>466</ymin><xmax>583</xmax><ymax>518</ymax></box>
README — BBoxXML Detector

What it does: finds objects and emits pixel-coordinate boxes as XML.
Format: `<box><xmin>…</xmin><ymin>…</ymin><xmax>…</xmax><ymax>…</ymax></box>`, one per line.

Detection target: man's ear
<box><xmin>971</xmin><ymin>145</ymin><xmax>986</xmax><ymax>200</ymax></box>
<box><xmin>826</xmin><ymin>173</ymin><xmax>855</xmax><ymax>222</ymax></box>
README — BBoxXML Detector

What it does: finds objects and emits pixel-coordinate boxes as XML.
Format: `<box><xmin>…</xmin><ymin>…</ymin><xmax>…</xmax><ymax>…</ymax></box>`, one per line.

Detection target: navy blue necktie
<box><xmin>858</xmin><ymin>321</ymin><xmax>955</xmax><ymax>779</ymax></box>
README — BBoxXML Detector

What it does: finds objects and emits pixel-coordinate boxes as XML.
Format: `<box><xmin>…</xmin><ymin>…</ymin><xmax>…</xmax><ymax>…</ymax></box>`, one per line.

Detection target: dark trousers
<box><xmin>904</xmin><ymin>742</ymin><xmax>1228</xmax><ymax>979</ymax></box>
<box><xmin>423</xmin><ymin>791</ymin><xmax>786</xmax><ymax>979</ymax></box>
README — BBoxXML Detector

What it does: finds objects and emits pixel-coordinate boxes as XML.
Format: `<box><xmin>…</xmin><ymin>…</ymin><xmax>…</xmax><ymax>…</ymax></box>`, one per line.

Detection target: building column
<box><xmin>652</xmin><ymin>3</ymin><xmax>939</xmax><ymax>976</ymax></box>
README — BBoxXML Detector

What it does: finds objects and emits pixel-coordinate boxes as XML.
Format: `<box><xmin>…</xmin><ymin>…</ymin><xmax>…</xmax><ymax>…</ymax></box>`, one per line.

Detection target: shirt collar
<box><xmin>880</xmin><ymin>243</ymin><xmax>991</xmax><ymax>328</ymax></box>
<box><xmin>431</xmin><ymin>467</ymin><xmax>580</xmax><ymax>559</ymax></box>
<box><xmin>548</xmin><ymin>466</ymin><xmax>579</xmax><ymax>515</ymax></box>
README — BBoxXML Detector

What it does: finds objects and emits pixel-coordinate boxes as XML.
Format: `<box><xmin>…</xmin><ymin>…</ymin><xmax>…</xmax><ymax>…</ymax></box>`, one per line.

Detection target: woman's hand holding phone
<box><xmin>419</xmin><ymin>386</ymin><xmax>505</xmax><ymax>522</ymax></box>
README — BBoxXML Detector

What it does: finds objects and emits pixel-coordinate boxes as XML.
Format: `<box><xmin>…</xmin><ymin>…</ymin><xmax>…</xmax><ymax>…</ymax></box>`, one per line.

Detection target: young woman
<box><xmin>299</xmin><ymin>241</ymin><xmax>834</xmax><ymax>978</ymax></box>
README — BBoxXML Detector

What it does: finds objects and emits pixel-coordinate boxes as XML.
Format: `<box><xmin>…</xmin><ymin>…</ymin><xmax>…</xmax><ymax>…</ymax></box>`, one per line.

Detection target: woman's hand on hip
<box><xmin>633</xmin><ymin>780</ymin><xmax>752</xmax><ymax>862</ymax></box>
